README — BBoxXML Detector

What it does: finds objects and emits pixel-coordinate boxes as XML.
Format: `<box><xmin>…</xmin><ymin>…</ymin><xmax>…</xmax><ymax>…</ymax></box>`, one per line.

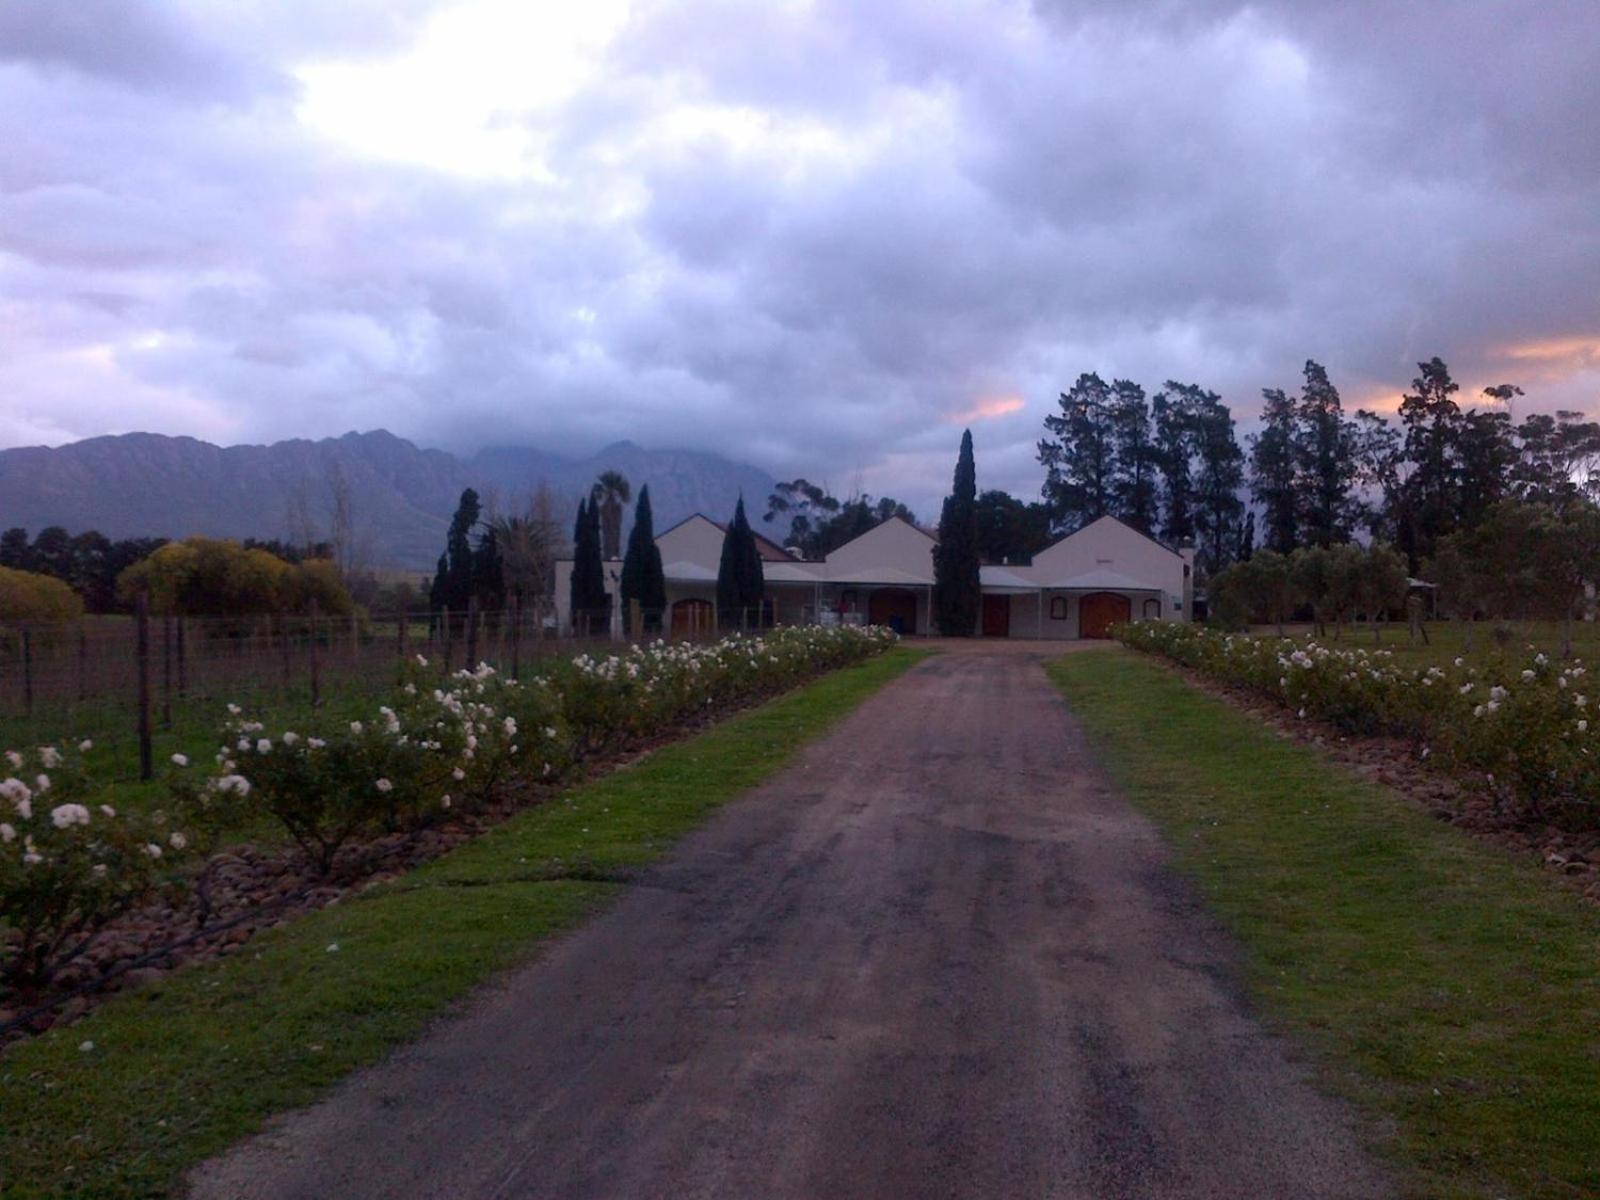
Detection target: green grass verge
<box><xmin>1048</xmin><ymin>648</ymin><xmax>1600</xmax><ymax>1200</ymax></box>
<box><xmin>0</xmin><ymin>646</ymin><xmax>925</xmax><ymax>1199</ymax></box>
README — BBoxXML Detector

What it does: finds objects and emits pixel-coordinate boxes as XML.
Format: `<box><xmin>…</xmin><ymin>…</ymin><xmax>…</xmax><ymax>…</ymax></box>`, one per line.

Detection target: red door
<box><xmin>981</xmin><ymin>593</ymin><xmax>1010</xmax><ymax>637</ymax></box>
<box><xmin>1078</xmin><ymin>592</ymin><xmax>1130</xmax><ymax>639</ymax></box>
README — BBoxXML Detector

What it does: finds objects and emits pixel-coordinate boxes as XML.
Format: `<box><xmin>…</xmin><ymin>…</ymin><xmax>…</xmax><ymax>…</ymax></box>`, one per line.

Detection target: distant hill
<box><xmin>0</xmin><ymin>430</ymin><xmax>777</xmax><ymax>571</ymax></box>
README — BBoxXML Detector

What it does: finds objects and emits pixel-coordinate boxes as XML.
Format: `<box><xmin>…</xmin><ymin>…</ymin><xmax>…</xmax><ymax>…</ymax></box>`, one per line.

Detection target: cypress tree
<box><xmin>443</xmin><ymin>488</ymin><xmax>481</xmax><ymax>611</ymax></box>
<box><xmin>570</xmin><ymin>497</ymin><xmax>607</xmax><ymax>634</ymax></box>
<box><xmin>716</xmin><ymin>496</ymin><xmax>764</xmax><ymax>628</ymax></box>
<box><xmin>621</xmin><ymin>485</ymin><xmax>668</xmax><ymax>631</ymax></box>
<box><xmin>934</xmin><ymin>429</ymin><xmax>981</xmax><ymax>636</ymax></box>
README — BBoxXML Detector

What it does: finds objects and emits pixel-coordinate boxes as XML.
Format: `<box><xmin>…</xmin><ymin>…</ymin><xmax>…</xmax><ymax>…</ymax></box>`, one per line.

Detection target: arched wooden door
<box><xmin>867</xmin><ymin>588</ymin><xmax>918</xmax><ymax>634</ymax></box>
<box><xmin>1078</xmin><ymin>592</ymin><xmax>1130</xmax><ymax>639</ymax></box>
<box><xmin>671</xmin><ymin>598</ymin><xmax>713</xmax><ymax>636</ymax></box>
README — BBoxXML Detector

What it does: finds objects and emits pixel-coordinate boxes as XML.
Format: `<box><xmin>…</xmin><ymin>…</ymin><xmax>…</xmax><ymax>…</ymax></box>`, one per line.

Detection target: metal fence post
<box><xmin>308</xmin><ymin>597</ymin><xmax>321</xmax><ymax>707</ymax></box>
<box><xmin>510</xmin><ymin>593</ymin><xmax>522</xmax><ymax>680</ymax></box>
<box><xmin>135</xmin><ymin>592</ymin><xmax>152</xmax><ymax>781</ymax></box>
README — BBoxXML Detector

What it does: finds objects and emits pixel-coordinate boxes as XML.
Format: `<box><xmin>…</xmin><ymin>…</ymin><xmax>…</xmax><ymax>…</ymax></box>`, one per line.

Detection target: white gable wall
<box><xmin>1028</xmin><ymin>516</ymin><xmax>1185</xmax><ymax>610</ymax></box>
<box><xmin>823</xmin><ymin>517</ymin><xmax>935</xmax><ymax>582</ymax></box>
<box><xmin>655</xmin><ymin>515</ymin><xmax>726</xmax><ymax>573</ymax></box>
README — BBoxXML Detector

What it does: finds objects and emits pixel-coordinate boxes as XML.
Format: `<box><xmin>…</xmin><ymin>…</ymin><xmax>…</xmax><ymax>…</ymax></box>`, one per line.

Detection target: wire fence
<box><xmin>0</xmin><ymin>599</ymin><xmax>778</xmax><ymax>778</ymax></box>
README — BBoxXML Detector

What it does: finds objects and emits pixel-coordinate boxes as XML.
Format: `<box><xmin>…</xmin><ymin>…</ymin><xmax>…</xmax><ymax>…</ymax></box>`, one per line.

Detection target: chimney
<box><xmin>1179</xmin><ymin>543</ymin><xmax>1197</xmax><ymax>621</ymax></box>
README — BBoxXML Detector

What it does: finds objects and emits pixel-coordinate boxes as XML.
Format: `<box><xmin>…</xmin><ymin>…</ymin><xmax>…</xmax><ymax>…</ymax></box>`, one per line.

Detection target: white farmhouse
<box><xmin>554</xmin><ymin>512</ymin><xmax>1194</xmax><ymax>639</ymax></box>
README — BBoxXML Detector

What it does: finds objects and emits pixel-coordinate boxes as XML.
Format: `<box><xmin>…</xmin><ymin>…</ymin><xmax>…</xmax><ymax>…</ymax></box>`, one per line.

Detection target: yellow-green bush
<box><xmin>0</xmin><ymin>566</ymin><xmax>85</xmax><ymax>622</ymax></box>
<box><xmin>115</xmin><ymin>538</ymin><xmax>353</xmax><ymax>616</ymax></box>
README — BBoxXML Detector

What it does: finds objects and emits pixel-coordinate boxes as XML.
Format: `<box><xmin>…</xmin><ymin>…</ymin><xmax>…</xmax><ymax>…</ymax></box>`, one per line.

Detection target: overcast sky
<box><xmin>2</xmin><ymin>0</ymin><xmax>1597</xmax><ymax>514</ymax></box>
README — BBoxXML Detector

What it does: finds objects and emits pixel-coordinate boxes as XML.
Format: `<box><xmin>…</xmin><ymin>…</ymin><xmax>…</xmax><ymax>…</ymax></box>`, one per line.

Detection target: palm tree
<box><xmin>490</xmin><ymin>484</ymin><xmax>566</xmax><ymax>623</ymax></box>
<box><xmin>591</xmin><ymin>471</ymin><xmax>632</xmax><ymax>560</ymax></box>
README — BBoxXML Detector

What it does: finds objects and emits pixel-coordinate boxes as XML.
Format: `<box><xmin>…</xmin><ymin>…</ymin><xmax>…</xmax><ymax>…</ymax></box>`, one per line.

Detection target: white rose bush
<box><xmin>1</xmin><ymin>743</ymin><xmax>197</xmax><ymax>995</ymax></box>
<box><xmin>1117</xmin><ymin>621</ymin><xmax>1600</xmax><ymax>826</ymax></box>
<box><xmin>3</xmin><ymin>624</ymin><xmax>894</xmax><ymax>1000</ymax></box>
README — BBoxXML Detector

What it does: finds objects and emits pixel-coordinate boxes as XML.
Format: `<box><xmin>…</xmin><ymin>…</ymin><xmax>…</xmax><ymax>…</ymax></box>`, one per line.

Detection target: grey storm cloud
<box><xmin>1</xmin><ymin>0</ymin><xmax>1597</xmax><ymax>514</ymax></box>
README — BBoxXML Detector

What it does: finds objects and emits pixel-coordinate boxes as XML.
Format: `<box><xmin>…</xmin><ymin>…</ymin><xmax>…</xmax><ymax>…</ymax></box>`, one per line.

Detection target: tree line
<box><xmin>1035</xmin><ymin>356</ymin><xmax>1600</xmax><ymax>574</ymax></box>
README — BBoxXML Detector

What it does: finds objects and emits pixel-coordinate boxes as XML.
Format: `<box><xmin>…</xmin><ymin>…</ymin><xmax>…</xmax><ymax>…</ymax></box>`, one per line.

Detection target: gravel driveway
<box><xmin>190</xmin><ymin>644</ymin><xmax>1388</xmax><ymax>1199</ymax></box>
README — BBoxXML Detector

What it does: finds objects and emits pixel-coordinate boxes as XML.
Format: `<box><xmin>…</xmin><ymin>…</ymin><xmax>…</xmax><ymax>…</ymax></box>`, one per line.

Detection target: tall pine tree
<box><xmin>934</xmin><ymin>429</ymin><xmax>981</xmax><ymax>636</ymax></box>
<box><xmin>1153</xmin><ymin>387</ymin><xmax>1196</xmax><ymax>547</ymax></box>
<box><xmin>1295</xmin><ymin>360</ymin><xmax>1361</xmax><ymax>547</ymax></box>
<box><xmin>1108</xmin><ymin>379</ymin><xmax>1160</xmax><ymax>533</ymax></box>
<box><xmin>716</xmin><ymin>497</ymin><xmax>764</xmax><ymax>629</ymax></box>
<box><xmin>1249</xmin><ymin>386</ymin><xmax>1299</xmax><ymax>553</ymax></box>
<box><xmin>620</xmin><ymin>485</ymin><xmax>668</xmax><ymax>631</ymax></box>
<box><xmin>1038</xmin><ymin>373</ymin><xmax>1116</xmax><ymax>531</ymax></box>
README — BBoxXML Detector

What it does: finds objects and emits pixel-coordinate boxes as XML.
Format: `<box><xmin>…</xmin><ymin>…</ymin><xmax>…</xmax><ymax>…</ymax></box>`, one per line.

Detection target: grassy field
<box><xmin>0</xmin><ymin>645</ymin><xmax>926</xmax><ymax>1199</ymax></box>
<box><xmin>1251</xmin><ymin>617</ymin><xmax>1600</xmax><ymax>667</ymax></box>
<box><xmin>1049</xmin><ymin>648</ymin><xmax>1600</xmax><ymax>1199</ymax></box>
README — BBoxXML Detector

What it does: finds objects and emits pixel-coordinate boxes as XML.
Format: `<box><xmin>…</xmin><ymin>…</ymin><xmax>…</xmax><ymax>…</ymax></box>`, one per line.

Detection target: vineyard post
<box><xmin>76</xmin><ymin>622</ymin><xmax>88</xmax><ymax>703</ymax></box>
<box><xmin>21</xmin><ymin>627</ymin><xmax>34</xmax><ymax>717</ymax></box>
<box><xmin>161</xmin><ymin>614</ymin><xmax>173</xmax><ymax>729</ymax></box>
<box><xmin>308</xmin><ymin>597</ymin><xmax>321</xmax><ymax>707</ymax></box>
<box><xmin>277</xmin><ymin>610</ymin><xmax>291</xmax><ymax>691</ymax></box>
<box><xmin>176</xmin><ymin>616</ymin><xmax>188</xmax><ymax>698</ymax></box>
<box><xmin>510</xmin><ymin>592</ymin><xmax>522</xmax><ymax>680</ymax></box>
<box><xmin>135</xmin><ymin>591</ymin><xmax>153</xmax><ymax>781</ymax></box>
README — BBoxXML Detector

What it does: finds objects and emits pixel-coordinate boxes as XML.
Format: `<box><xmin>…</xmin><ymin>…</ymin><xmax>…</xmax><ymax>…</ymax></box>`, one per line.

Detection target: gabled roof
<box><xmin>654</xmin><ymin>511</ymin><xmax>797</xmax><ymax>561</ymax></box>
<box><xmin>1042</xmin><ymin>513</ymin><xmax>1185</xmax><ymax>561</ymax></box>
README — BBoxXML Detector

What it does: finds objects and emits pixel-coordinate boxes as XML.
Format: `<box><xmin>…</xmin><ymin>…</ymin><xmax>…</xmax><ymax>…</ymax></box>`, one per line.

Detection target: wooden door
<box><xmin>1078</xmin><ymin>592</ymin><xmax>1130</xmax><ymax>639</ymax></box>
<box><xmin>671</xmin><ymin>598</ymin><xmax>713</xmax><ymax>636</ymax></box>
<box><xmin>981</xmin><ymin>593</ymin><xmax>1010</xmax><ymax>637</ymax></box>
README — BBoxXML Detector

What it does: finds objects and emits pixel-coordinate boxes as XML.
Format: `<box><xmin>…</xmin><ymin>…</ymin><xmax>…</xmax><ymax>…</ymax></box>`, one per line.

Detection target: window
<box><xmin>1049</xmin><ymin>596</ymin><xmax>1068</xmax><ymax>620</ymax></box>
<box><xmin>1142</xmin><ymin>597</ymin><xmax>1161</xmax><ymax>618</ymax></box>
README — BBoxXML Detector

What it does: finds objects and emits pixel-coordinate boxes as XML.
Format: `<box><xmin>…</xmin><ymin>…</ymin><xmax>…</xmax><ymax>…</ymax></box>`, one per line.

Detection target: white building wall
<box><xmin>823</xmin><ymin>517</ymin><xmax>935</xmax><ymax>581</ymax></box>
<box><xmin>655</xmin><ymin>515</ymin><xmax>726</xmax><ymax>571</ymax></box>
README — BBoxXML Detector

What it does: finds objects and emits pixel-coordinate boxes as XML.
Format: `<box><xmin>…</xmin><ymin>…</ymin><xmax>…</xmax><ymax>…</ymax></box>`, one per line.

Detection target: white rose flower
<box><xmin>171</xmin><ymin>753</ymin><xmax>189</xmax><ymax>767</ymax></box>
<box><xmin>51</xmin><ymin>803</ymin><xmax>91</xmax><ymax>829</ymax></box>
<box><xmin>169</xmin><ymin>832</ymin><xmax>188</xmax><ymax>850</ymax></box>
<box><xmin>375</xmin><ymin>778</ymin><xmax>394</xmax><ymax>793</ymax></box>
<box><xmin>0</xmin><ymin>823</ymin><xmax>13</xmax><ymax>843</ymax></box>
<box><xmin>256</xmin><ymin>738</ymin><xmax>272</xmax><ymax>754</ymax></box>
<box><xmin>78</xmin><ymin>739</ymin><xmax>94</xmax><ymax>753</ymax></box>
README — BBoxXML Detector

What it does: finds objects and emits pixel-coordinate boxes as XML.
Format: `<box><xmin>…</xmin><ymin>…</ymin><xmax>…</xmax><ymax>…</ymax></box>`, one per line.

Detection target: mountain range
<box><xmin>0</xmin><ymin>430</ymin><xmax>778</xmax><ymax>571</ymax></box>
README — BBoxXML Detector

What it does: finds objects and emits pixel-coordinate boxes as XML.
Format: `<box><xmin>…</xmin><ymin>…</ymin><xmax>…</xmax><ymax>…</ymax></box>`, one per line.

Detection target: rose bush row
<box><xmin>3</xmin><ymin>624</ymin><xmax>897</xmax><ymax>996</ymax></box>
<box><xmin>1115</xmin><ymin>620</ymin><xmax>1598</xmax><ymax>827</ymax></box>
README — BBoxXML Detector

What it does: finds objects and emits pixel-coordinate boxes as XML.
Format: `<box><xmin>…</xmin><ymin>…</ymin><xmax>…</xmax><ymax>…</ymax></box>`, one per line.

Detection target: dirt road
<box><xmin>191</xmin><ymin>645</ymin><xmax>1388</xmax><ymax>1199</ymax></box>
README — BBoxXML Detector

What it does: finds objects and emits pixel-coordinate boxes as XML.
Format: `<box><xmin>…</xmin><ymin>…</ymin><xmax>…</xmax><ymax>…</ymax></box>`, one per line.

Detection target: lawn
<box><xmin>0</xmin><ymin>645</ymin><xmax>925</xmax><ymax>1199</ymax></box>
<box><xmin>1050</xmin><ymin>648</ymin><xmax>1600</xmax><ymax>1200</ymax></box>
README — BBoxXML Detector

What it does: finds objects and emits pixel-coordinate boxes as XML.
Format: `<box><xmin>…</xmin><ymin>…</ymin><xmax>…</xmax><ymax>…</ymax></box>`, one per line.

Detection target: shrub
<box><xmin>0</xmin><ymin>567</ymin><xmax>84</xmax><ymax>623</ymax></box>
<box><xmin>1116</xmin><ymin>620</ymin><xmax>1599</xmax><ymax>827</ymax></box>
<box><xmin>1</xmin><ymin>742</ymin><xmax>195</xmax><ymax>995</ymax></box>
